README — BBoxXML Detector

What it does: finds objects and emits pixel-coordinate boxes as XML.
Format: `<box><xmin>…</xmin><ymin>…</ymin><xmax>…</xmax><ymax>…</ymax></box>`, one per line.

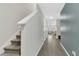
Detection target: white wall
<box><xmin>0</xmin><ymin>3</ymin><xmax>35</xmax><ymax>48</ymax></box>
<box><xmin>21</xmin><ymin>5</ymin><xmax>44</xmax><ymax>56</ymax></box>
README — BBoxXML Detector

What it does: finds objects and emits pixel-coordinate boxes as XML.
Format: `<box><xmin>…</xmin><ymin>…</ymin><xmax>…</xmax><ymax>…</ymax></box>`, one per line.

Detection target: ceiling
<box><xmin>38</xmin><ymin>3</ymin><xmax>65</xmax><ymax>18</ymax></box>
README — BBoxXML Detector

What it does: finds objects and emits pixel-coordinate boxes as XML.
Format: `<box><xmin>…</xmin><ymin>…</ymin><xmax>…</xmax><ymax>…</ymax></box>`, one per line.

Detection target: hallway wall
<box><xmin>60</xmin><ymin>3</ymin><xmax>79</xmax><ymax>56</ymax></box>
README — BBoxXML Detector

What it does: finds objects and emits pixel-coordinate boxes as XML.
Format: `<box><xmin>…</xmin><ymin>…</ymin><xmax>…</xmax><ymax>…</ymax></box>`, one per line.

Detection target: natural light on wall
<box><xmin>59</xmin><ymin>15</ymin><xmax>73</xmax><ymax>32</ymax></box>
<box><xmin>60</xmin><ymin>26</ymin><xmax>70</xmax><ymax>32</ymax></box>
<box><xmin>59</xmin><ymin>15</ymin><xmax>73</xmax><ymax>20</ymax></box>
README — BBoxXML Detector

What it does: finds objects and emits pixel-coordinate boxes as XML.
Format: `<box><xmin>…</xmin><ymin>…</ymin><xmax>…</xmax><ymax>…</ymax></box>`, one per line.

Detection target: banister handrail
<box><xmin>17</xmin><ymin>10</ymin><xmax>37</xmax><ymax>25</ymax></box>
<box><xmin>17</xmin><ymin>10</ymin><xmax>38</xmax><ymax>31</ymax></box>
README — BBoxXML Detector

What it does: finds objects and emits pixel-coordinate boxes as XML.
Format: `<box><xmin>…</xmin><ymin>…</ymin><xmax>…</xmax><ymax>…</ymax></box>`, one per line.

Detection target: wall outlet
<box><xmin>72</xmin><ymin>50</ymin><xmax>76</xmax><ymax>56</ymax></box>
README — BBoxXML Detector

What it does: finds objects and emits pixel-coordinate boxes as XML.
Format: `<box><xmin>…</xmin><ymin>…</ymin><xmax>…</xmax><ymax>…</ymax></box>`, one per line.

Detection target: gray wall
<box><xmin>61</xmin><ymin>3</ymin><xmax>79</xmax><ymax>56</ymax></box>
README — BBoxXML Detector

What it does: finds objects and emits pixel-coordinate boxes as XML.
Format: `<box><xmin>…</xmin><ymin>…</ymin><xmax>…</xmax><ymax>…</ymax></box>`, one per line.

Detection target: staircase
<box><xmin>1</xmin><ymin>31</ymin><xmax>21</xmax><ymax>56</ymax></box>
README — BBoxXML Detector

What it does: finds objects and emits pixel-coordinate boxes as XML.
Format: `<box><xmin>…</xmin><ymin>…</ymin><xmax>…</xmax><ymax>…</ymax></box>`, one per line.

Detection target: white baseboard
<box><xmin>0</xmin><ymin>30</ymin><xmax>19</xmax><ymax>55</ymax></box>
<box><xmin>35</xmin><ymin>32</ymin><xmax>48</xmax><ymax>56</ymax></box>
<box><xmin>60</xmin><ymin>43</ymin><xmax>70</xmax><ymax>56</ymax></box>
<box><xmin>35</xmin><ymin>37</ymin><xmax>47</xmax><ymax>56</ymax></box>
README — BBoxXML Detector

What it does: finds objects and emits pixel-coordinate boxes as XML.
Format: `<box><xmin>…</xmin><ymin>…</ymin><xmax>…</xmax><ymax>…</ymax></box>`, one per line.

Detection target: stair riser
<box><xmin>11</xmin><ymin>41</ymin><xmax>21</xmax><ymax>46</ymax></box>
<box><xmin>16</xmin><ymin>35</ymin><xmax>21</xmax><ymax>39</ymax></box>
<box><xmin>11</xmin><ymin>43</ymin><xmax>21</xmax><ymax>46</ymax></box>
<box><xmin>4</xmin><ymin>50</ymin><xmax>20</xmax><ymax>53</ymax></box>
<box><xmin>4</xmin><ymin>49</ymin><xmax>20</xmax><ymax>53</ymax></box>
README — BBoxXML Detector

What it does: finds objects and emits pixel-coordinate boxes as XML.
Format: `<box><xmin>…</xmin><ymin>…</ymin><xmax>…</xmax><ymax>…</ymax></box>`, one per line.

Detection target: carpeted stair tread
<box><xmin>11</xmin><ymin>39</ymin><xmax>21</xmax><ymax>45</ymax></box>
<box><xmin>1</xmin><ymin>52</ymin><xmax>19</xmax><ymax>56</ymax></box>
<box><xmin>4</xmin><ymin>45</ymin><xmax>20</xmax><ymax>51</ymax></box>
<box><xmin>11</xmin><ymin>39</ymin><xmax>20</xmax><ymax>43</ymax></box>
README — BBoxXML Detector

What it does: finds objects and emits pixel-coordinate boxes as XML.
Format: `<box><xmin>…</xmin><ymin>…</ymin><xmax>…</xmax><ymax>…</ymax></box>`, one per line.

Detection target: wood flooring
<box><xmin>38</xmin><ymin>33</ymin><xmax>67</xmax><ymax>56</ymax></box>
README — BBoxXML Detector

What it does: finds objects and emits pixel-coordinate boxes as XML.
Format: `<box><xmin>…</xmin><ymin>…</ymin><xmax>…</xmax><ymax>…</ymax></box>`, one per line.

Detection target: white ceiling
<box><xmin>38</xmin><ymin>3</ymin><xmax>65</xmax><ymax>31</ymax></box>
<box><xmin>38</xmin><ymin>3</ymin><xmax>65</xmax><ymax>18</ymax></box>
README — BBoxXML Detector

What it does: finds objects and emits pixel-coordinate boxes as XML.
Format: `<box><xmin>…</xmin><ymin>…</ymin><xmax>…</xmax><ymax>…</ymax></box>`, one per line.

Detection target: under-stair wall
<box><xmin>18</xmin><ymin>5</ymin><xmax>45</xmax><ymax>56</ymax></box>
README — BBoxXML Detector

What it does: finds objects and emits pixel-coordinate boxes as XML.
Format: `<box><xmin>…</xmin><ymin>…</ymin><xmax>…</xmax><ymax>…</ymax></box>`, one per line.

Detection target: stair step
<box><xmin>1</xmin><ymin>30</ymin><xmax>21</xmax><ymax>56</ymax></box>
<box><xmin>11</xmin><ymin>39</ymin><xmax>21</xmax><ymax>45</ymax></box>
<box><xmin>1</xmin><ymin>52</ymin><xmax>19</xmax><ymax>56</ymax></box>
<box><xmin>16</xmin><ymin>35</ymin><xmax>21</xmax><ymax>39</ymax></box>
<box><xmin>17</xmin><ymin>31</ymin><xmax>21</xmax><ymax>35</ymax></box>
<box><xmin>4</xmin><ymin>45</ymin><xmax>20</xmax><ymax>53</ymax></box>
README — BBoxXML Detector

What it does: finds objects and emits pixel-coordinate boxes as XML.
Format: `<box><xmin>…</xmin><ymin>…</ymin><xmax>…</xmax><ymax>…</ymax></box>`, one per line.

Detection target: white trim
<box><xmin>35</xmin><ymin>35</ymin><xmax>47</xmax><ymax>56</ymax></box>
<box><xmin>35</xmin><ymin>28</ymin><xmax>48</xmax><ymax>56</ymax></box>
<box><xmin>60</xmin><ymin>43</ymin><xmax>70</xmax><ymax>56</ymax></box>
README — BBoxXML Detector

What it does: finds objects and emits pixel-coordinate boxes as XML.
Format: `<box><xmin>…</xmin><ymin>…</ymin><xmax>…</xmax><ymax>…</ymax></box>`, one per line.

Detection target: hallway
<box><xmin>38</xmin><ymin>33</ymin><xmax>67</xmax><ymax>56</ymax></box>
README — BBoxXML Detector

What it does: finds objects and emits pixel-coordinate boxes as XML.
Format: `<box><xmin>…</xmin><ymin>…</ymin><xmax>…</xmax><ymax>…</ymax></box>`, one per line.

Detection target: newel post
<box><xmin>17</xmin><ymin>23</ymin><xmax>25</xmax><ymax>56</ymax></box>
